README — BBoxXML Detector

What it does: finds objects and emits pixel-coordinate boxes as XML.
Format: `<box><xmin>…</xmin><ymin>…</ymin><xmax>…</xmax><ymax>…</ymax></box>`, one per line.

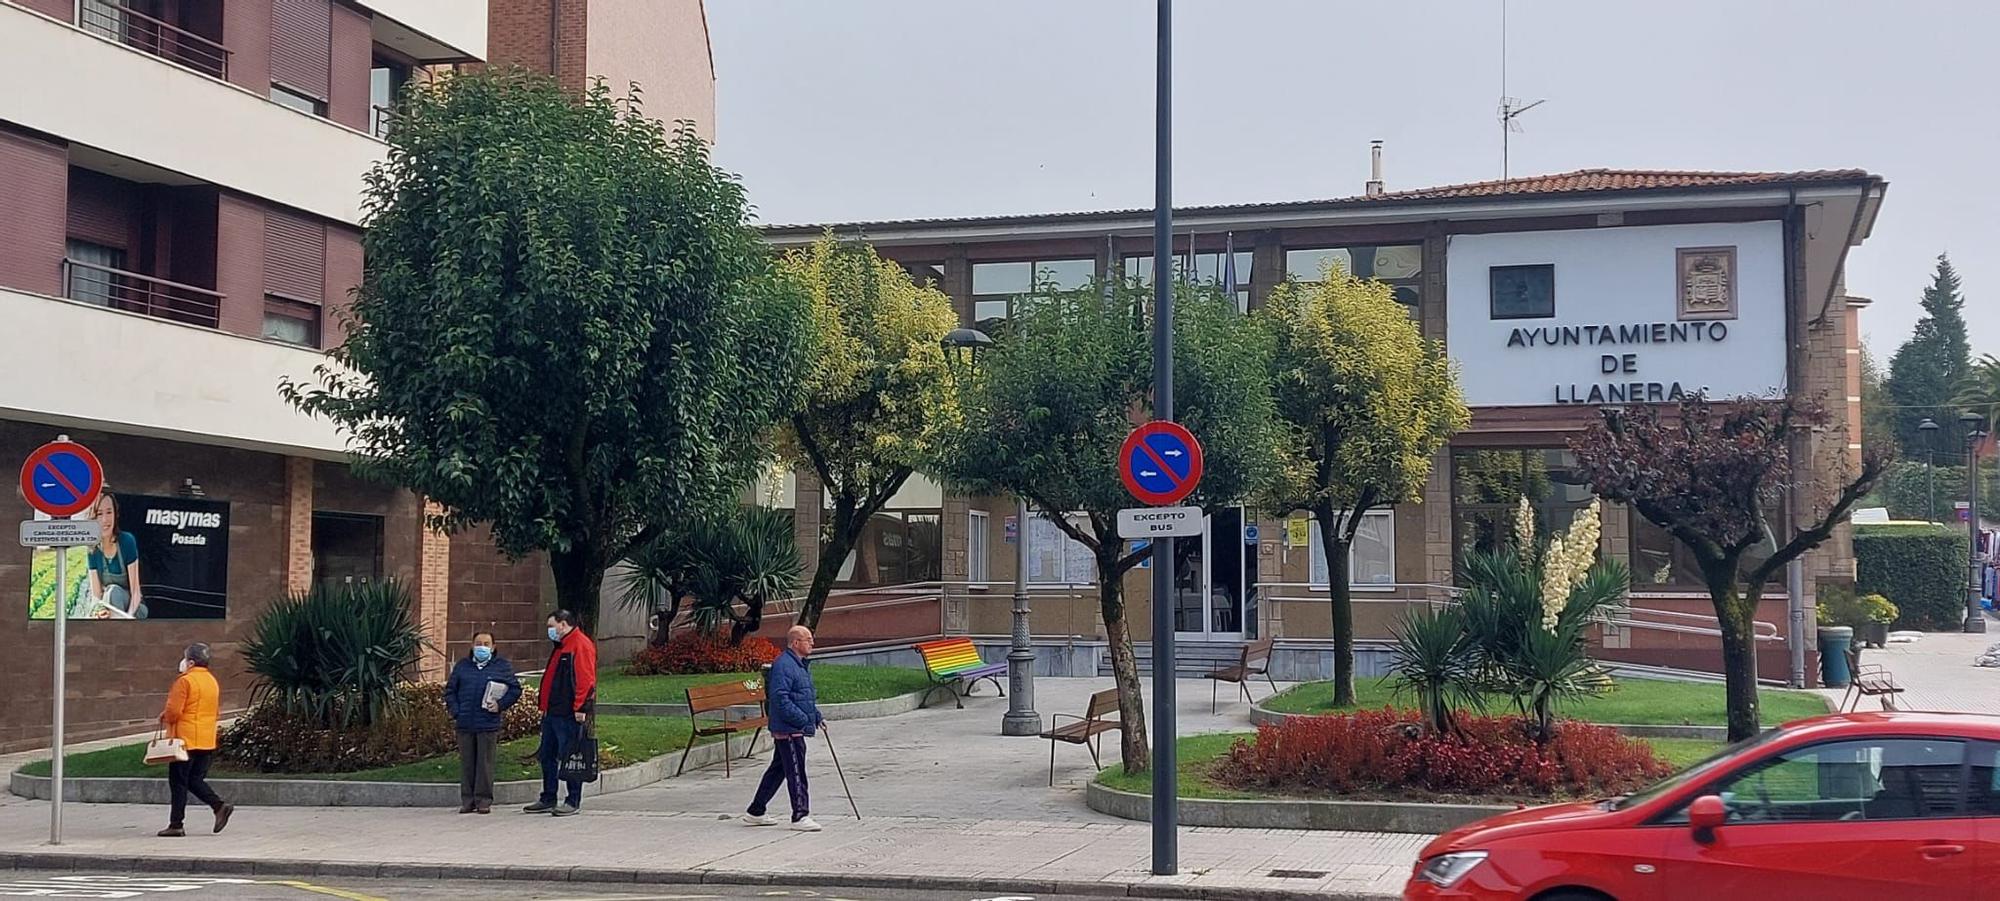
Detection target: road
<box><xmin>0</xmin><ymin>873</ymin><xmax>1142</xmax><ymax>901</ymax></box>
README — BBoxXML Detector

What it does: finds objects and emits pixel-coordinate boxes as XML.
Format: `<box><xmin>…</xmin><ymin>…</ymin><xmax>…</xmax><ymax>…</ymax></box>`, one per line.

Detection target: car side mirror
<box><xmin>1688</xmin><ymin>794</ymin><xmax>1726</xmax><ymax>842</ymax></box>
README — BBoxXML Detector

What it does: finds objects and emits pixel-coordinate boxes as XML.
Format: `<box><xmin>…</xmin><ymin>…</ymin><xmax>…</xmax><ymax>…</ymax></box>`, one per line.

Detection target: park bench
<box><xmin>1038</xmin><ymin>688</ymin><xmax>1123</xmax><ymax>785</ymax></box>
<box><xmin>677</xmin><ymin>679</ymin><xmax>767</xmax><ymax>777</ymax></box>
<box><xmin>1839</xmin><ymin>646</ymin><xmax>1904</xmax><ymax>712</ymax></box>
<box><xmin>913</xmin><ymin>637</ymin><xmax>1008</xmax><ymax>709</ymax></box>
<box><xmin>1202</xmin><ymin>636</ymin><xmax>1277</xmax><ymax>714</ymax></box>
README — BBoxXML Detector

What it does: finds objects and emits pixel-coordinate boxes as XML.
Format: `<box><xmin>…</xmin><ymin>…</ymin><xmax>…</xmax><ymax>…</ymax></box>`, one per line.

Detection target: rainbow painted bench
<box><xmin>913</xmin><ymin>637</ymin><xmax>1009</xmax><ymax>709</ymax></box>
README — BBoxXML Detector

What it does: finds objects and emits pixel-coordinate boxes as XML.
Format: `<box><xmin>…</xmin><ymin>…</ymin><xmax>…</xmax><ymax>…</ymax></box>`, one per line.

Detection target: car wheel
<box><xmin>1534</xmin><ymin>892</ymin><xmax>1614</xmax><ymax>901</ymax></box>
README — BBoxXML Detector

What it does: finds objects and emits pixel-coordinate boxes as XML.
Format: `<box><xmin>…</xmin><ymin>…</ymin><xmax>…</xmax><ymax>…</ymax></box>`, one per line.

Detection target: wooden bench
<box><xmin>1840</xmin><ymin>646</ymin><xmax>1904</xmax><ymax>712</ymax></box>
<box><xmin>677</xmin><ymin>679</ymin><xmax>768</xmax><ymax>777</ymax></box>
<box><xmin>1202</xmin><ymin>637</ymin><xmax>1277</xmax><ymax>713</ymax></box>
<box><xmin>913</xmin><ymin>637</ymin><xmax>1008</xmax><ymax>709</ymax></box>
<box><xmin>1038</xmin><ymin>688</ymin><xmax>1123</xmax><ymax>786</ymax></box>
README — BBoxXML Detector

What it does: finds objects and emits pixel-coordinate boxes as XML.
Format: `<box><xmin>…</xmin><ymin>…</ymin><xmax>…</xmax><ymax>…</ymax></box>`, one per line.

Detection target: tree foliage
<box><xmin>617</xmin><ymin>507</ymin><xmax>800</xmax><ymax>646</ymax></box>
<box><xmin>1859</xmin><ymin>344</ymin><xmax>1898</xmax><ymax>459</ymax></box>
<box><xmin>1572</xmin><ymin>396</ymin><xmax>1886</xmax><ymax>740</ymax></box>
<box><xmin>1256</xmin><ymin>267</ymin><xmax>1467</xmax><ymax>707</ymax></box>
<box><xmin>1886</xmin><ymin>254</ymin><xmax>1972</xmax><ymax>455</ymax></box>
<box><xmin>939</xmin><ymin>280</ymin><xmax>1280</xmax><ymax>773</ymax></box>
<box><xmin>283</xmin><ymin>71</ymin><xmax>812</xmax><ymax>630</ymax></box>
<box><xmin>776</xmin><ymin>238</ymin><xmax>962</xmax><ymax>628</ymax></box>
<box><xmin>1955</xmin><ymin>353</ymin><xmax>2000</xmax><ymax>437</ymax></box>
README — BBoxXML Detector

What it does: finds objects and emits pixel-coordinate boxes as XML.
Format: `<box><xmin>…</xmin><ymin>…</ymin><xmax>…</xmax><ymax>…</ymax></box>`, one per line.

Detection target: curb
<box><xmin>595</xmin><ymin>688</ymin><xmax>930</xmax><ymax>721</ymax></box>
<box><xmin>8</xmin><ymin>733</ymin><xmax>770</xmax><ymax>808</ymax></box>
<box><xmin>1086</xmin><ymin>780</ymin><xmax>1504</xmax><ymax>835</ymax></box>
<box><xmin>0</xmin><ymin>852</ymin><xmax>1399</xmax><ymax>901</ymax></box>
<box><xmin>1248</xmin><ymin>699</ymin><xmax>1733</xmax><ymax>741</ymax></box>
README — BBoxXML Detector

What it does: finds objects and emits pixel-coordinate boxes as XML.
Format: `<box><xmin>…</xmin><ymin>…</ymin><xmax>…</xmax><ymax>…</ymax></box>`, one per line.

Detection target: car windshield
<box><xmin>1612</xmin><ymin>726</ymin><xmax>1791</xmax><ymax>810</ymax></box>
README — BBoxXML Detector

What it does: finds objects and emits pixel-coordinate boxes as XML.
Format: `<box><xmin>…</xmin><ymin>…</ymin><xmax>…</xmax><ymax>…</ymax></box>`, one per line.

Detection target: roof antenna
<box><xmin>1497</xmin><ymin>0</ymin><xmax>1546</xmax><ymax>186</ymax></box>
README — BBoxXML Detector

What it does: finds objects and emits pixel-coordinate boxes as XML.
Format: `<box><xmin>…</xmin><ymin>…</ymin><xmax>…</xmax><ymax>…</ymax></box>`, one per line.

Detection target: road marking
<box><xmin>0</xmin><ymin>876</ymin><xmax>253</xmax><ymax>898</ymax></box>
<box><xmin>258</xmin><ymin>880</ymin><xmax>389</xmax><ymax>901</ymax></box>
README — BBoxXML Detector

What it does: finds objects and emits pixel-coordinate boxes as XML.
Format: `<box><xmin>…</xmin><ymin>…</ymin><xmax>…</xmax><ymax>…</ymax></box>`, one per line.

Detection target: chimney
<box><xmin>1365</xmin><ymin>140</ymin><xmax>1385</xmax><ymax>197</ymax></box>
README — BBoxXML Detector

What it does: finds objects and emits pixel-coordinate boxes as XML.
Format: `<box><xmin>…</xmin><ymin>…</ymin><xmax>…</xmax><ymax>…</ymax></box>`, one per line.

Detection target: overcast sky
<box><xmin>704</xmin><ymin>0</ymin><xmax>1997</xmax><ymax>359</ymax></box>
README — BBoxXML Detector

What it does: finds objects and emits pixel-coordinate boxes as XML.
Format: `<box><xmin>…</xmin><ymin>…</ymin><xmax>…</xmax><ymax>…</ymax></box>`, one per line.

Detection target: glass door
<box><xmin>1172</xmin><ymin>508</ymin><xmax>1247</xmax><ymax>642</ymax></box>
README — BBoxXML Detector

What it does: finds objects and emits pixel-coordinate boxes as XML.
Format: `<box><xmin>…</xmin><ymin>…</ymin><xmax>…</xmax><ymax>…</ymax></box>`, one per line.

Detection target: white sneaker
<box><xmin>789</xmin><ymin>816</ymin><xmax>823</xmax><ymax>832</ymax></box>
<box><xmin>741</xmin><ymin>813</ymin><xmax>779</xmax><ymax>826</ymax></box>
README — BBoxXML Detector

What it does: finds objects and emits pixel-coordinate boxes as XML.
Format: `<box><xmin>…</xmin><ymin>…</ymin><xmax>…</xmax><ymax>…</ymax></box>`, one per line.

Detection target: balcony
<box><xmin>61</xmin><ymin>258</ymin><xmax>223</xmax><ymax>330</ymax></box>
<box><xmin>77</xmin><ymin>0</ymin><xmax>230</xmax><ymax>80</ymax></box>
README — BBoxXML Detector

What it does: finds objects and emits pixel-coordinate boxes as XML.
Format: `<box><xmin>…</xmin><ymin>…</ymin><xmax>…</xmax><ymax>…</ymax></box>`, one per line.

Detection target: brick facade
<box><xmin>483</xmin><ymin>0</ymin><xmax>588</xmax><ymax>91</ymax></box>
<box><xmin>283</xmin><ymin>456</ymin><xmax>313</xmax><ymax>593</ymax></box>
<box><xmin>416</xmin><ymin>500</ymin><xmax>451</xmax><ymax>680</ymax></box>
<box><xmin>447</xmin><ymin>527</ymin><xmax>547</xmax><ymax>672</ymax></box>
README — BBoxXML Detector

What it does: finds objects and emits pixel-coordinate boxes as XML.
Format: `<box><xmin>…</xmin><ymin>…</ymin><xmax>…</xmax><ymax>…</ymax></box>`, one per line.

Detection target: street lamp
<box><xmin>1919</xmin><ymin>417</ymin><xmax>1940</xmax><ymax>522</ymax></box>
<box><xmin>940</xmin><ymin>328</ymin><xmax>1040</xmax><ymax>736</ymax></box>
<box><xmin>1960</xmin><ymin>410</ymin><xmax>1989</xmax><ymax>634</ymax></box>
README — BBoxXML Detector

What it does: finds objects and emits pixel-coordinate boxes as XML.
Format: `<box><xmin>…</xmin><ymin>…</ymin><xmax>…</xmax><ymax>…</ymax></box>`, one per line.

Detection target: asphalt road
<box><xmin>0</xmin><ymin>873</ymin><xmax>1143</xmax><ymax>901</ymax></box>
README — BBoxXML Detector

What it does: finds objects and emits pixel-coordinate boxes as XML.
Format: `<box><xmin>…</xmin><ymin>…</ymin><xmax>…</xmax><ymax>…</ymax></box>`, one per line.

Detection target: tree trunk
<box><xmin>549</xmin><ymin>543</ymin><xmax>606</xmax><ymax>634</ymax></box>
<box><xmin>1316</xmin><ymin>503</ymin><xmax>1356</xmax><ymax>708</ymax></box>
<box><xmin>1714</xmin><ymin>592</ymin><xmax>1763</xmax><ymax>742</ymax></box>
<box><xmin>1100</xmin><ymin>573</ymin><xmax>1151</xmax><ymax>774</ymax></box>
<box><xmin>798</xmin><ymin>500</ymin><xmax>859</xmax><ymax>631</ymax></box>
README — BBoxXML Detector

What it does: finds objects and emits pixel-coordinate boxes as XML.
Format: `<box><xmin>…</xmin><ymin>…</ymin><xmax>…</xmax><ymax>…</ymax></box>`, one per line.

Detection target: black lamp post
<box><xmin>1960</xmin><ymin>411</ymin><xmax>1989</xmax><ymax>633</ymax></box>
<box><xmin>1919</xmin><ymin>417</ymin><xmax>1940</xmax><ymax>522</ymax></box>
<box><xmin>940</xmin><ymin>328</ymin><xmax>1039</xmax><ymax>735</ymax></box>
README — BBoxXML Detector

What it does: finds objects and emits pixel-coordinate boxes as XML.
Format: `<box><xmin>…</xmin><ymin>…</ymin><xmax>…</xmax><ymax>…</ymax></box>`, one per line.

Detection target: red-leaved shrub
<box><xmin>1220</xmin><ymin>708</ymin><xmax>1673</xmax><ymax>801</ymax></box>
<box><xmin>625</xmin><ymin>632</ymin><xmax>779</xmax><ymax>675</ymax></box>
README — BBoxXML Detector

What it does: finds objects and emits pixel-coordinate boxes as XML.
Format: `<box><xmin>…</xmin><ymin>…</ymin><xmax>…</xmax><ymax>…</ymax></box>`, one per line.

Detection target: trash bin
<box><xmin>1819</xmin><ymin>626</ymin><xmax>1854</xmax><ymax>688</ymax></box>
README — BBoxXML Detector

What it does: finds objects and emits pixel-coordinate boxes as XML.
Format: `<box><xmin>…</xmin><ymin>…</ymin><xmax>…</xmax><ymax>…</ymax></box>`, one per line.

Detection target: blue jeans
<box><xmin>537</xmin><ymin>716</ymin><xmax>583</xmax><ymax>808</ymax></box>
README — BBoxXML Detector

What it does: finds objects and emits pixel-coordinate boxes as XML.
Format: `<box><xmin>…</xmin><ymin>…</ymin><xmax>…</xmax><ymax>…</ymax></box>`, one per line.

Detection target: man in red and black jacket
<box><xmin>525</xmin><ymin>609</ymin><xmax>597</xmax><ymax>816</ymax></box>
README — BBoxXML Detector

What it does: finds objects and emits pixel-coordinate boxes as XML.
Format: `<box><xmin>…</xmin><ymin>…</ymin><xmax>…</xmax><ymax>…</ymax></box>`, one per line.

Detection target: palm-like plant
<box><xmin>622</xmin><ymin>507</ymin><xmax>801</xmax><ymax>646</ymax></box>
<box><xmin>240</xmin><ymin>581</ymin><xmax>428</xmax><ymax>727</ymax></box>
<box><xmin>1955</xmin><ymin>354</ymin><xmax>2000</xmax><ymax>436</ymax></box>
<box><xmin>1387</xmin><ymin>605</ymin><xmax>1480</xmax><ymax>735</ymax></box>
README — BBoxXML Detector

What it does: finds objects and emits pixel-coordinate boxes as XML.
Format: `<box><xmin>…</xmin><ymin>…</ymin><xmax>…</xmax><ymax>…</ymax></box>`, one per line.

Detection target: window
<box><xmin>1285</xmin><ymin>245</ymin><xmax>1423</xmax><ymax>313</ymax></box>
<box><xmin>971</xmin><ymin>259</ymin><xmax>1094</xmax><ymax>327</ymax></box>
<box><xmin>1027</xmin><ymin>510</ymin><xmax>1096</xmax><ymax>585</ymax></box>
<box><xmin>78</xmin><ymin>0</ymin><xmax>126</xmax><ymax>43</ymax></box>
<box><xmin>967</xmin><ymin>510</ymin><xmax>991</xmax><ymax>585</ymax></box>
<box><xmin>263</xmin><ymin>296</ymin><xmax>321</xmax><ymax>346</ymax></box>
<box><xmin>835</xmin><ymin>511</ymin><xmax>941</xmax><ymax>587</ymax></box>
<box><xmin>1670</xmin><ymin>739</ymin><xmax>1968</xmax><ymax>824</ymax></box>
<box><xmin>1629</xmin><ymin>507</ymin><xmax>1778</xmax><ymax>590</ymax></box>
<box><xmin>64</xmin><ymin>239</ymin><xmax>126</xmax><ymax>307</ymax></box>
<box><xmin>270</xmin><ymin>84</ymin><xmax>327</xmax><ymax>117</ymax></box>
<box><xmin>1307</xmin><ymin>511</ymin><xmax>1396</xmax><ymax>587</ymax></box>
<box><xmin>369</xmin><ymin>59</ymin><xmax>410</xmax><ymax>138</ymax></box>
<box><xmin>1125</xmin><ymin>251</ymin><xmax>1253</xmax><ymax>311</ymax></box>
<box><xmin>1970</xmin><ymin>745</ymin><xmax>1999</xmax><ymax>815</ymax></box>
<box><xmin>312</xmin><ymin>512</ymin><xmax>384</xmax><ymax>590</ymax></box>
<box><xmin>899</xmin><ymin>261</ymin><xmax>946</xmax><ymax>289</ymax></box>
<box><xmin>1489</xmin><ymin>264</ymin><xmax>1555</xmax><ymax>319</ymax></box>
<box><xmin>1452</xmin><ymin>449</ymin><xmax>1596</xmax><ymax>563</ymax></box>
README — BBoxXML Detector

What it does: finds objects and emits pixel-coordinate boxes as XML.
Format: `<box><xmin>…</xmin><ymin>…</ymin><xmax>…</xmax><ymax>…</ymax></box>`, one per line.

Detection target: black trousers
<box><xmin>458</xmin><ymin>730</ymin><xmax>498</xmax><ymax>805</ymax></box>
<box><xmin>748</xmin><ymin>735</ymin><xmax>809</xmax><ymax>821</ymax></box>
<box><xmin>167</xmin><ymin>749</ymin><xmax>224</xmax><ymax>828</ymax></box>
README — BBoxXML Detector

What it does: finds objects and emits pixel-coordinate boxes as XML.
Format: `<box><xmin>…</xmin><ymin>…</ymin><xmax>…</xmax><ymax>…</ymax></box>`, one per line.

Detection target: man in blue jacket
<box><xmin>743</xmin><ymin>625</ymin><xmax>824</xmax><ymax>831</ymax></box>
<box><xmin>444</xmin><ymin>631</ymin><xmax>522</xmax><ymax>814</ymax></box>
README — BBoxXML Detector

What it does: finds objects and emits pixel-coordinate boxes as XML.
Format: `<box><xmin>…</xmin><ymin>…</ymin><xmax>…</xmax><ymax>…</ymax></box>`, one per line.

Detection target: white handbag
<box><xmin>144</xmin><ymin>732</ymin><xmax>188</xmax><ymax>766</ymax></box>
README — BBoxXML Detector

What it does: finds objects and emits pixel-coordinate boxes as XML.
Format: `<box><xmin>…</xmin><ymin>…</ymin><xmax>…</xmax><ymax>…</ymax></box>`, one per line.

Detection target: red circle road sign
<box><xmin>19</xmin><ymin>440</ymin><xmax>104</xmax><ymax>518</ymax></box>
<box><xmin>1119</xmin><ymin>421</ymin><xmax>1204</xmax><ymax>506</ymax></box>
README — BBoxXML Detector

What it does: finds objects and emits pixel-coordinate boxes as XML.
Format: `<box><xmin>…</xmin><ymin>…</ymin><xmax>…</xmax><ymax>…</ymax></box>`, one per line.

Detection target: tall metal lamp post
<box><xmin>941</xmin><ymin>327</ymin><xmax>1040</xmax><ymax>736</ymax></box>
<box><xmin>1961</xmin><ymin>411</ymin><xmax>1989</xmax><ymax>633</ymax></box>
<box><xmin>1919</xmin><ymin>417</ymin><xmax>1940</xmax><ymax>521</ymax></box>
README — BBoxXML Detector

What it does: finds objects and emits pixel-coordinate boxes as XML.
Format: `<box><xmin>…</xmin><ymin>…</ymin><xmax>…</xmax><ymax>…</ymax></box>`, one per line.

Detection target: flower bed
<box><xmin>1220</xmin><ymin>708</ymin><xmax>1674</xmax><ymax>803</ymax></box>
<box><xmin>625</xmin><ymin>633</ymin><xmax>780</xmax><ymax>675</ymax></box>
<box><xmin>220</xmin><ymin>682</ymin><xmax>542</xmax><ymax>774</ymax></box>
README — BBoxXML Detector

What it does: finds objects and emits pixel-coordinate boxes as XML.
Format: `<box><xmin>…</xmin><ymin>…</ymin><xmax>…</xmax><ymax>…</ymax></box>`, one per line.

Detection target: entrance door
<box><xmin>1173</xmin><ymin>508</ymin><xmax>1248</xmax><ymax>641</ymax></box>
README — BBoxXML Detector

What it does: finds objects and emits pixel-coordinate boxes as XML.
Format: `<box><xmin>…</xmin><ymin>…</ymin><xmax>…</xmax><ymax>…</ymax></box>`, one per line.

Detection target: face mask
<box><xmin>178</xmin><ymin>659</ymin><xmax>191</xmax><ymax>674</ymax></box>
<box><xmin>472</xmin><ymin>646</ymin><xmax>493</xmax><ymax>663</ymax></box>
<box><xmin>547</xmin><ymin>626</ymin><xmax>562</xmax><ymax>643</ymax></box>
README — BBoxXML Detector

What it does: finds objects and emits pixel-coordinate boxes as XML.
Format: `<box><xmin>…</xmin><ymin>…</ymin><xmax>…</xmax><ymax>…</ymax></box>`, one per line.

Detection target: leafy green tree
<box><xmin>776</xmin><ymin>238</ymin><xmax>962</xmax><ymax>629</ymax></box>
<box><xmin>939</xmin><ymin>280</ymin><xmax>1280</xmax><ymax>772</ymax></box>
<box><xmin>284</xmin><ymin>71</ymin><xmax>811</xmax><ymax>631</ymax></box>
<box><xmin>1255</xmin><ymin>269</ymin><xmax>1468</xmax><ymax>707</ymax></box>
<box><xmin>1955</xmin><ymin>353</ymin><xmax>2000</xmax><ymax>437</ymax></box>
<box><xmin>1887</xmin><ymin>255</ymin><xmax>1972</xmax><ymax>454</ymax></box>
<box><xmin>1859</xmin><ymin>344</ymin><xmax>1899</xmax><ymax>459</ymax></box>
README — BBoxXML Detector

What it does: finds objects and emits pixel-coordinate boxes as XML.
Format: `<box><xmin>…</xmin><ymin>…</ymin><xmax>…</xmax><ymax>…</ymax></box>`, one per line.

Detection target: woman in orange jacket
<box><xmin>159</xmin><ymin>643</ymin><xmax>233</xmax><ymax>837</ymax></box>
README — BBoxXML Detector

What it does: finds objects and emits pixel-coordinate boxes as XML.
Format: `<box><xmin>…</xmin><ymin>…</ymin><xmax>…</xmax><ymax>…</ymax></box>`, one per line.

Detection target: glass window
<box><xmin>971</xmin><ymin>258</ymin><xmax>1094</xmax><ymax>328</ymax></box>
<box><xmin>1452</xmin><ymin>449</ymin><xmax>1596</xmax><ymax>563</ymax></box>
<box><xmin>1672</xmin><ymin>739</ymin><xmax>1967</xmax><ymax>824</ymax></box>
<box><xmin>270</xmin><ymin>84</ymin><xmax>327</xmax><ymax>117</ymax></box>
<box><xmin>1126</xmin><ymin>252</ymin><xmax>1253</xmax><ymax>311</ymax></box>
<box><xmin>1629</xmin><ymin>507</ymin><xmax>1777</xmax><ymax>590</ymax></box>
<box><xmin>1307</xmin><ymin>512</ymin><xmax>1396</xmax><ymax>587</ymax></box>
<box><xmin>900</xmin><ymin>261</ymin><xmax>945</xmax><ymax>289</ymax></box>
<box><xmin>312</xmin><ymin>512</ymin><xmax>384</xmax><ymax>590</ymax></box>
<box><xmin>1285</xmin><ymin>245</ymin><xmax>1422</xmax><ymax>314</ymax></box>
<box><xmin>369</xmin><ymin>60</ymin><xmax>409</xmax><ymax>138</ymax></box>
<box><xmin>1490</xmin><ymin>264</ymin><xmax>1556</xmax><ymax>319</ymax></box>
<box><xmin>972</xmin><ymin>261</ymin><xmax>1032</xmax><ymax>296</ymax></box>
<box><xmin>263</xmin><ymin>296</ymin><xmax>321</xmax><ymax>347</ymax></box>
<box><xmin>967</xmin><ymin>510</ymin><xmax>990</xmax><ymax>585</ymax></box>
<box><xmin>64</xmin><ymin>239</ymin><xmax>126</xmax><ymax>307</ymax></box>
<box><xmin>1969</xmin><ymin>745</ymin><xmax>1999</xmax><ymax>815</ymax></box>
<box><xmin>835</xmin><ymin>511</ymin><xmax>941</xmax><ymax>587</ymax></box>
<box><xmin>1028</xmin><ymin>510</ymin><xmax>1096</xmax><ymax>585</ymax></box>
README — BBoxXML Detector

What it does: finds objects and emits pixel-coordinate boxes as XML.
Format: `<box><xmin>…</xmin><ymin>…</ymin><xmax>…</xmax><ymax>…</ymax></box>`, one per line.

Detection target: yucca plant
<box><xmin>1387</xmin><ymin>605</ymin><xmax>1480</xmax><ymax>736</ymax></box>
<box><xmin>240</xmin><ymin>580</ymin><xmax>428</xmax><ymax>728</ymax></box>
<box><xmin>1459</xmin><ymin>544</ymin><xmax>1629</xmax><ymax>742</ymax></box>
<box><xmin>623</xmin><ymin>506</ymin><xmax>800</xmax><ymax>647</ymax></box>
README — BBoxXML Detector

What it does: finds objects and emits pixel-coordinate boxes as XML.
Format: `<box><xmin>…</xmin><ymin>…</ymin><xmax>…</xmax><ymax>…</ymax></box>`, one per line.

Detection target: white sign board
<box><xmin>1118</xmin><ymin>506</ymin><xmax>1205</xmax><ymax>539</ymax></box>
<box><xmin>20</xmin><ymin>519</ymin><xmax>97</xmax><ymax>547</ymax></box>
<box><xmin>1445</xmin><ymin>222</ymin><xmax>1786</xmax><ymax>407</ymax></box>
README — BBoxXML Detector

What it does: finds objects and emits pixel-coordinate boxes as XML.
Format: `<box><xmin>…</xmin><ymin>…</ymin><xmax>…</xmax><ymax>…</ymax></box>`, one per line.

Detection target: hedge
<box><xmin>1854</xmin><ymin>523</ymin><xmax>1970</xmax><ymax>631</ymax></box>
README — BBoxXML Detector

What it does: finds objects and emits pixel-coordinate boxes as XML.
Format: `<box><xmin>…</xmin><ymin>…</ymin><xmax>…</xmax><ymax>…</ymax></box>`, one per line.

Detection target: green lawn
<box><xmin>18</xmin><ymin>715</ymin><xmax>708</xmax><ymax>783</ymax></box>
<box><xmin>560</xmin><ymin>663</ymin><xmax>935</xmax><ymax>706</ymax></box>
<box><xmin>1261</xmin><ymin>676</ymin><xmax>1829</xmax><ymax>726</ymax></box>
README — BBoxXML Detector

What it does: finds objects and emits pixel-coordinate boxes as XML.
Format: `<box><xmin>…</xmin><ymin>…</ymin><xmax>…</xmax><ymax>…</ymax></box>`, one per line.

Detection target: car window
<box><xmin>1970</xmin><ymin>745</ymin><xmax>1999</xmax><ymax>815</ymax></box>
<box><xmin>1618</xmin><ymin>727</ymin><xmax>1789</xmax><ymax>811</ymax></box>
<box><xmin>1663</xmin><ymin>739</ymin><xmax>1965</xmax><ymax>824</ymax></box>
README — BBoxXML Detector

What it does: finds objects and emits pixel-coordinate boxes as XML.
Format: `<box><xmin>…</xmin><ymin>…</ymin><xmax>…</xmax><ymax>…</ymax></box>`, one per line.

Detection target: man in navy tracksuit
<box><xmin>742</xmin><ymin>625</ymin><xmax>824</xmax><ymax>832</ymax></box>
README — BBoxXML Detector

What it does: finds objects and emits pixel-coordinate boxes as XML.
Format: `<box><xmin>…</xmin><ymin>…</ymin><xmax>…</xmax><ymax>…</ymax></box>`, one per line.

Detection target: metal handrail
<box><xmin>79</xmin><ymin>1</ymin><xmax>232</xmax><ymax>79</ymax></box>
<box><xmin>61</xmin><ymin>257</ymin><xmax>223</xmax><ymax>329</ymax></box>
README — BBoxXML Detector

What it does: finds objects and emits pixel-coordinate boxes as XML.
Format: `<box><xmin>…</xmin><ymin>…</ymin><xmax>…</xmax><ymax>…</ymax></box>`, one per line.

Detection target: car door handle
<box><xmin>1919</xmin><ymin>843</ymin><xmax>1966</xmax><ymax>859</ymax></box>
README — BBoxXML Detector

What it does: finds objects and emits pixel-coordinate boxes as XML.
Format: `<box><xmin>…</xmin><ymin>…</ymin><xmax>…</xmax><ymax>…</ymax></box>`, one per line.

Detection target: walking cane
<box><xmin>821</xmin><ymin>727</ymin><xmax>861</xmax><ymax>820</ymax></box>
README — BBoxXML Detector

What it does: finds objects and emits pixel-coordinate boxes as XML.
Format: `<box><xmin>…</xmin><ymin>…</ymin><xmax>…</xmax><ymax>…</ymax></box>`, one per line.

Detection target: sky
<box><xmin>703</xmin><ymin>0</ymin><xmax>1998</xmax><ymax>359</ymax></box>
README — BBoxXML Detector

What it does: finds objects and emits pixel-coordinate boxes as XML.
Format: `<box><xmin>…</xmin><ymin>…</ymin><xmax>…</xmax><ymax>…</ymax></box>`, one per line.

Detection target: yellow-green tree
<box><xmin>1257</xmin><ymin>269</ymin><xmax>1468</xmax><ymax>707</ymax></box>
<box><xmin>779</xmin><ymin>238</ymin><xmax>961</xmax><ymax>629</ymax></box>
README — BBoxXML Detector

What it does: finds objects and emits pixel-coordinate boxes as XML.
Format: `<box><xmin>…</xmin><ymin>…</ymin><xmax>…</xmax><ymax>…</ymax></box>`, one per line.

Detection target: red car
<box><xmin>1405</xmin><ymin>711</ymin><xmax>2000</xmax><ymax>901</ymax></box>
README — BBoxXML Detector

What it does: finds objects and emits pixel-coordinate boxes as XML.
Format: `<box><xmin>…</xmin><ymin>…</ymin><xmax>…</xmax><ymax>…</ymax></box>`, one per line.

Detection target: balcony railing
<box><xmin>78</xmin><ymin>0</ymin><xmax>231</xmax><ymax>80</ymax></box>
<box><xmin>61</xmin><ymin>258</ymin><xmax>224</xmax><ymax>330</ymax></box>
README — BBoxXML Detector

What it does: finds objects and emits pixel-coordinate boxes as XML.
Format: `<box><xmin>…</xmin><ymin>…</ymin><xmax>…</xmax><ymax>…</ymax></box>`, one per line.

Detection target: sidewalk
<box><xmin>1818</xmin><ymin>625</ymin><xmax>1999</xmax><ymax>713</ymax></box>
